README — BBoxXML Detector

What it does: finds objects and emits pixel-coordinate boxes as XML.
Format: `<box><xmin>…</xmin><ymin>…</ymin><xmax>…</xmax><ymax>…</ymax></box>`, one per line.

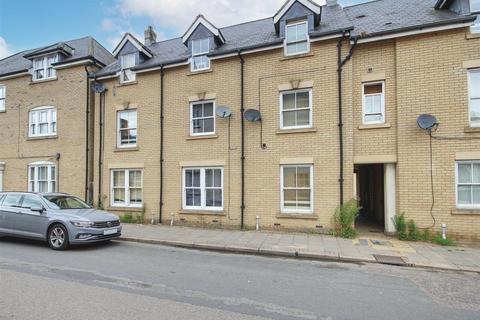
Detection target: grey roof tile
<box><xmin>0</xmin><ymin>36</ymin><xmax>115</xmax><ymax>77</ymax></box>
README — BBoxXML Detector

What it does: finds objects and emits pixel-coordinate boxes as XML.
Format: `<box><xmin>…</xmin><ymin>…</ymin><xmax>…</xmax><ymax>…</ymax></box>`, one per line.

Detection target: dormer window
<box><xmin>33</xmin><ymin>54</ymin><xmax>58</xmax><ymax>81</ymax></box>
<box><xmin>285</xmin><ymin>21</ymin><xmax>309</xmax><ymax>56</ymax></box>
<box><xmin>191</xmin><ymin>38</ymin><xmax>210</xmax><ymax>72</ymax></box>
<box><xmin>120</xmin><ymin>53</ymin><xmax>136</xmax><ymax>83</ymax></box>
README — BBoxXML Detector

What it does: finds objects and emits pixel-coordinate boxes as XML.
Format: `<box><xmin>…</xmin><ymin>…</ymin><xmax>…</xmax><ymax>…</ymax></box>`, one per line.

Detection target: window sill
<box><xmin>187</xmin><ymin>69</ymin><xmax>213</xmax><ymax>76</ymax></box>
<box><xmin>358</xmin><ymin>123</ymin><xmax>391</xmax><ymax>130</ymax></box>
<box><xmin>276</xmin><ymin>127</ymin><xmax>317</xmax><ymax>135</ymax></box>
<box><xmin>117</xmin><ymin>81</ymin><xmax>138</xmax><ymax>87</ymax></box>
<box><xmin>27</xmin><ymin>135</ymin><xmax>58</xmax><ymax>141</ymax></box>
<box><xmin>0</xmin><ymin>110</ymin><xmax>5</xmax><ymax>113</ymax></box>
<box><xmin>107</xmin><ymin>206</ymin><xmax>143</xmax><ymax>212</ymax></box>
<box><xmin>178</xmin><ymin>210</ymin><xmax>226</xmax><ymax>216</ymax></box>
<box><xmin>30</xmin><ymin>77</ymin><xmax>58</xmax><ymax>85</ymax></box>
<box><xmin>466</xmin><ymin>32</ymin><xmax>480</xmax><ymax>40</ymax></box>
<box><xmin>186</xmin><ymin>134</ymin><xmax>218</xmax><ymax>140</ymax></box>
<box><xmin>277</xmin><ymin>213</ymin><xmax>318</xmax><ymax>220</ymax></box>
<box><xmin>114</xmin><ymin>147</ymin><xmax>139</xmax><ymax>152</ymax></box>
<box><xmin>464</xmin><ymin>126</ymin><xmax>480</xmax><ymax>133</ymax></box>
<box><xmin>280</xmin><ymin>52</ymin><xmax>314</xmax><ymax>61</ymax></box>
<box><xmin>451</xmin><ymin>208</ymin><xmax>480</xmax><ymax>215</ymax></box>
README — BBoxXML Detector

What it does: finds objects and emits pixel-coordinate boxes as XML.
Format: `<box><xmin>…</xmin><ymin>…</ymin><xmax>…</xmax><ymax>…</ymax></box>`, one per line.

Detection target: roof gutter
<box><xmin>0</xmin><ymin>69</ymin><xmax>29</xmax><ymax>80</ymax></box>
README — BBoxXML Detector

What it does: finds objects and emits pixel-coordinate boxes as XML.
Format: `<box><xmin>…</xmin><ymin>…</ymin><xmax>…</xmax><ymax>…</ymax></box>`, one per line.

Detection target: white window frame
<box><xmin>120</xmin><ymin>53</ymin><xmax>136</xmax><ymax>83</ymax></box>
<box><xmin>280</xmin><ymin>165</ymin><xmax>314</xmax><ymax>214</ymax></box>
<box><xmin>280</xmin><ymin>89</ymin><xmax>313</xmax><ymax>130</ymax></box>
<box><xmin>110</xmin><ymin>169</ymin><xmax>143</xmax><ymax>208</ymax></box>
<box><xmin>190</xmin><ymin>100</ymin><xmax>216</xmax><ymax>136</ymax></box>
<box><xmin>28</xmin><ymin>106</ymin><xmax>57</xmax><ymax>138</ymax></box>
<box><xmin>362</xmin><ymin>81</ymin><xmax>386</xmax><ymax>125</ymax></box>
<box><xmin>284</xmin><ymin>21</ymin><xmax>310</xmax><ymax>57</ymax></box>
<box><xmin>455</xmin><ymin>161</ymin><xmax>480</xmax><ymax>209</ymax></box>
<box><xmin>117</xmin><ymin>109</ymin><xmax>138</xmax><ymax>148</ymax></box>
<box><xmin>471</xmin><ymin>0</ymin><xmax>480</xmax><ymax>13</ymax></box>
<box><xmin>32</xmin><ymin>54</ymin><xmax>58</xmax><ymax>81</ymax></box>
<box><xmin>28</xmin><ymin>162</ymin><xmax>56</xmax><ymax>193</ymax></box>
<box><xmin>182</xmin><ymin>167</ymin><xmax>224</xmax><ymax>211</ymax></box>
<box><xmin>190</xmin><ymin>38</ymin><xmax>211</xmax><ymax>72</ymax></box>
<box><xmin>468</xmin><ymin>69</ymin><xmax>480</xmax><ymax>127</ymax></box>
<box><xmin>0</xmin><ymin>85</ymin><xmax>5</xmax><ymax>112</ymax></box>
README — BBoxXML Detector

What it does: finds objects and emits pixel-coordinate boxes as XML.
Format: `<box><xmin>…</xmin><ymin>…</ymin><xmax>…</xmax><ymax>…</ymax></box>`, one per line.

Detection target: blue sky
<box><xmin>0</xmin><ymin>0</ymin><xmax>368</xmax><ymax>59</ymax></box>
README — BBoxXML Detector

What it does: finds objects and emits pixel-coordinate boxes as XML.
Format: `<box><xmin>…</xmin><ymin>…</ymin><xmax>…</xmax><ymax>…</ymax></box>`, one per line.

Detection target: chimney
<box><xmin>144</xmin><ymin>26</ymin><xmax>157</xmax><ymax>46</ymax></box>
<box><xmin>326</xmin><ymin>0</ymin><xmax>337</xmax><ymax>6</ymax></box>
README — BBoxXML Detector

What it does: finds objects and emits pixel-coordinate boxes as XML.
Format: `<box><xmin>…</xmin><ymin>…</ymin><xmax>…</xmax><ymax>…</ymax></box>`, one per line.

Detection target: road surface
<box><xmin>0</xmin><ymin>237</ymin><xmax>479</xmax><ymax>320</ymax></box>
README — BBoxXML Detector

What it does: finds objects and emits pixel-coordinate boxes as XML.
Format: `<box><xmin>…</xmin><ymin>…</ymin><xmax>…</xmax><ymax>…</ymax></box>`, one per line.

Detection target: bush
<box><xmin>407</xmin><ymin>219</ymin><xmax>421</xmax><ymax>241</ymax></box>
<box><xmin>433</xmin><ymin>234</ymin><xmax>455</xmax><ymax>246</ymax></box>
<box><xmin>333</xmin><ymin>199</ymin><xmax>360</xmax><ymax>239</ymax></box>
<box><xmin>120</xmin><ymin>214</ymin><xmax>135</xmax><ymax>223</ymax></box>
<box><xmin>393</xmin><ymin>214</ymin><xmax>408</xmax><ymax>240</ymax></box>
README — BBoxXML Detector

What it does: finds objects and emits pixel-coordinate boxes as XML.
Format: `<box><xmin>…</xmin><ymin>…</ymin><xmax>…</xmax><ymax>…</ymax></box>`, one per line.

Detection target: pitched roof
<box><xmin>96</xmin><ymin>3</ymin><xmax>353</xmax><ymax>77</ymax></box>
<box><xmin>0</xmin><ymin>36</ymin><xmax>115</xmax><ymax>78</ymax></box>
<box><xmin>345</xmin><ymin>0</ymin><xmax>476</xmax><ymax>39</ymax></box>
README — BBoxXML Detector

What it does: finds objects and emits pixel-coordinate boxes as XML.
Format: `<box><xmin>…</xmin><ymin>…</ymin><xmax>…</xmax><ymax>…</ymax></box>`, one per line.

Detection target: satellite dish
<box><xmin>216</xmin><ymin>106</ymin><xmax>232</xmax><ymax>118</ymax></box>
<box><xmin>417</xmin><ymin>114</ymin><xmax>438</xmax><ymax>130</ymax></box>
<box><xmin>92</xmin><ymin>82</ymin><xmax>106</xmax><ymax>93</ymax></box>
<box><xmin>244</xmin><ymin>109</ymin><xmax>262</xmax><ymax>122</ymax></box>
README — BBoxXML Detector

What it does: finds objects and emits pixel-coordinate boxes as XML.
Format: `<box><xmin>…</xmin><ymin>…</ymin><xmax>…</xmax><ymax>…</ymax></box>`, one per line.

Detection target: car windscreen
<box><xmin>43</xmin><ymin>196</ymin><xmax>91</xmax><ymax>209</ymax></box>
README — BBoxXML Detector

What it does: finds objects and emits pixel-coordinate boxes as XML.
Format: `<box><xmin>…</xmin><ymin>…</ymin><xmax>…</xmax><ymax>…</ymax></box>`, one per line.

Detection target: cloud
<box><xmin>100</xmin><ymin>18</ymin><xmax>117</xmax><ymax>32</ymax></box>
<box><xmin>0</xmin><ymin>37</ymin><xmax>12</xmax><ymax>59</ymax></box>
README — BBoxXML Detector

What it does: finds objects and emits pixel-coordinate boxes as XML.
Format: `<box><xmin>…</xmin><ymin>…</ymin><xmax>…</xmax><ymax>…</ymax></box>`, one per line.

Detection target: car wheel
<box><xmin>47</xmin><ymin>224</ymin><xmax>69</xmax><ymax>250</ymax></box>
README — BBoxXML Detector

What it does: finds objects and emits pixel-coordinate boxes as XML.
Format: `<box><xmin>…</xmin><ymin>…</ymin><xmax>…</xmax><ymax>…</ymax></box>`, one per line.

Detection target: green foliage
<box><xmin>432</xmin><ymin>234</ymin><xmax>456</xmax><ymax>246</ymax></box>
<box><xmin>333</xmin><ymin>199</ymin><xmax>360</xmax><ymax>239</ymax></box>
<box><xmin>406</xmin><ymin>219</ymin><xmax>421</xmax><ymax>241</ymax></box>
<box><xmin>119</xmin><ymin>212</ymin><xmax>144</xmax><ymax>224</ymax></box>
<box><xmin>393</xmin><ymin>214</ymin><xmax>408</xmax><ymax>240</ymax></box>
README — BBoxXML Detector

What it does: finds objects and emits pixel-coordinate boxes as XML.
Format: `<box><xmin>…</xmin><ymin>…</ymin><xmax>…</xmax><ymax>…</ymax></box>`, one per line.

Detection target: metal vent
<box><xmin>373</xmin><ymin>255</ymin><xmax>407</xmax><ymax>266</ymax></box>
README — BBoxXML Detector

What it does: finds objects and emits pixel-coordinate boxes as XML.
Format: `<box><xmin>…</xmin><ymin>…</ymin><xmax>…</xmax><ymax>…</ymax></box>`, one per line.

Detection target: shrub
<box><xmin>393</xmin><ymin>214</ymin><xmax>408</xmax><ymax>240</ymax></box>
<box><xmin>333</xmin><ymin>199</ymin><xmax>360</xmax><ymax>239</ymax></box>
<box><xmin>433</xmin><ymin>234</ymin><xmax>456</xmax><ymax>246</ymax></box>
<box><xmin>120</xmin><ymin>214</ymin><xmax>134</xmax><ymax>223</ymax></box>
<box><xmin>407</xmin><ymin>219</ymin><xmax>421</xmax><ymax>241</ymax></box>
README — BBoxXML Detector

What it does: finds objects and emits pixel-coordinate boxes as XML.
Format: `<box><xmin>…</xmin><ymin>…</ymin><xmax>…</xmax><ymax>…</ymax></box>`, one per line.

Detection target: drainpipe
<box><xmin>337</xmin><ymin>33</ymin><xmax>358</xmax><ymax>206</ymax></box>
<box><xmin>98</xmin><ymin>89</ymin><xmax>106</xmax><ymax>209</ymax></box>
<box><xmin>159</xmin><ymin>65</ymin><xmax>165</xmax><ymax>224</ymax></box>
<box><xmin>84</xmin><ymin>65</ymin><xmax>90</xmax><ymax>202</ymax></box>
<box><xmin>238</xmin><ymin>51</ymin><xmax>245</xmax><ymax>229</ymax></box>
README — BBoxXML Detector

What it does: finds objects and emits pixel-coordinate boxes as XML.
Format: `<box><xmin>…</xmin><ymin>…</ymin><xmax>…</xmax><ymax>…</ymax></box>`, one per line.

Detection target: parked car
<box><xmin>0</xmin><ymin>192</ymin><xmax>121</xmax><ymax>250</ymax></box>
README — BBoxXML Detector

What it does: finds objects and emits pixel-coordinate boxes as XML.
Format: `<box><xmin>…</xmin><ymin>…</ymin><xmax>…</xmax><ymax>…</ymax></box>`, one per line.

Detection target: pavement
<box><xmin>120</xmin><ymin>224</ymin><xmax>480</xmax><ymax>273</ymax></box>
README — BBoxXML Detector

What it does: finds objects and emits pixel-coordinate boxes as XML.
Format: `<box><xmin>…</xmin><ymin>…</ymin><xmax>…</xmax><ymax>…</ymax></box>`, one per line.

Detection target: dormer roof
<box><xmin>112</xmin><ymin>33</ymin><xmax>153</xmax><ymax>58</ymax></box>
<box><xmin>273</xmin><ymin>0</ymin><xmax>324</xmax><ymax>24</ymax></box>
<box><xmin>23</xmin><ymin>42</ymin><xmax>74</xmax><ymax>59</ymax></box>
<box><xmin>181</xmin><ymin>15</ymin><xmax>226</xmax><ymax>44</ymax></box>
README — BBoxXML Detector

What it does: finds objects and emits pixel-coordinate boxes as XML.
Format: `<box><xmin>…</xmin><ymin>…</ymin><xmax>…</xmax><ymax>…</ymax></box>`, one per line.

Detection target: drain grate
<box><xmin>373</xmin><ymin>255</ymin><xmax>407</xmax><ymax>266</ymax></box>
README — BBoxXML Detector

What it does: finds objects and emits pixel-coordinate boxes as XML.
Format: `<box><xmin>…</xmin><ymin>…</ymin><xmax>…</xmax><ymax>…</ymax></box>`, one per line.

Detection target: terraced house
<box><xmin>0</xmin><ymin>37</ymin><xmax>114</xmax><ymax>202</ymax></box>
<box><xmin>1</xmin><ymin>0</ymin><xmax>480</xmax><ymax>240</ymax></box>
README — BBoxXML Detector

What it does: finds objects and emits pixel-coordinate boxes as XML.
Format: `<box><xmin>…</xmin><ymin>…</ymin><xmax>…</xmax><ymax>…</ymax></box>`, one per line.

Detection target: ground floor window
<box><xmin>111</xmin><ymin>169</ymin><xmax>143</xmax><ymax>207</ymax></box>
<box><xmin>281</xmin><ymin>165</ymin><xmax>313</xmax><ymax>214</ymax></box>
<box><xmin>28</xmin><ymin>163</ymin><xmax>56</xmax><ymax>193</ymax></box>
<box><xmin>456</xmin><ymin>161</ymin><xmax>480</xmax><ymax>208</ymax></box>
<box><xmin>183</xmin><ymin>167</ymin><xmax>223</xmax><ymax>211</ymax></box>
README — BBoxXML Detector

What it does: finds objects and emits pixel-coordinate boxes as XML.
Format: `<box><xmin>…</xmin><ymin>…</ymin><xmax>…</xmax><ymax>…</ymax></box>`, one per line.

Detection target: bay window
<box><xmin>111</xmin><ymin>169</ymin><xmax>143</xmax><ymax>207</ymax></box>
<box><xmin>183</xmin><ymin>167</ymin><xmax>223</xmax><ymax>211</ymax></box>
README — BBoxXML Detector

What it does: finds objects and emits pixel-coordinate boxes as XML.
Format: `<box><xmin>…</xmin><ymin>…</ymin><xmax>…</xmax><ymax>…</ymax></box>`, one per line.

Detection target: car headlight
<box><xmin>70</xmin><ymin>221</ymin><xmax>94</xmax><ymax>228</ymax></box>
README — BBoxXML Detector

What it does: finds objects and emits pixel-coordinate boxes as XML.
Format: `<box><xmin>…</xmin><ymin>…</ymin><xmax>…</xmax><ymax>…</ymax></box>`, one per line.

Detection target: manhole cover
<box><xmin>373</xmin><ymin>255</ymin><xmax>407</xmax><ymax>266</ymax></box>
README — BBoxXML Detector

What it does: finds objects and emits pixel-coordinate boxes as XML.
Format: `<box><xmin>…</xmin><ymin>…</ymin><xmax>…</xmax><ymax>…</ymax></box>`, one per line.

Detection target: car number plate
<box><xmin>104</xmin><ymin>228</ymin><xmax>118</xmax><ymax>235</ymax></box>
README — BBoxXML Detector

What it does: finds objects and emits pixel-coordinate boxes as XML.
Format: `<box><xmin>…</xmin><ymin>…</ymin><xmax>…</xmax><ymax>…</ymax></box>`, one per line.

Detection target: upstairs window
<box><xmin>469</xmin><ymin>69</ymin><xmax>480</xmax><ymax>127</ymax></box>
<box><xmin>117</xmin><ymin>109</ymin><xmax>137</xmax><ymax>148</ymax></box>
<box><xmin>33</xmin><ymin>55</ymin><xmax>57</xmax><ymax>81</ymax></box>
<box><xmin>362</xmin><ymin>82</ymin><xmax>385</xmax><ymax>125</ymax></box>
<box><xmin>471</xmin><ymin>0</ymin><xmax>480</xmax><ymax>13</ymax></box>
<box><xmin>120</xmin><ymin>53</ymin><xmax>136</xmax><ymax>83</ymax></box>
<box><xmin>280</xmin><ymin>89</ymin><xmax>312</xmax><ymax>129</ymax></box>
<box><xmin>0</xmin><ymin>85</ymin><xmax>5</xmax><ymax>112</ymax></box>
<box><xmin>28</xmin><ymin>162</ymin><xmax>56</xmax><ymax>193</ymax></box>
<box><xmin>285</xmin><ymin>21</ymin><xmax>309</xmax><ymax>56</ymax></box>
<box><xmin>472</xmin><ymin>16</ymin><xmax>480</xmax><ymax>34</ymax></box>
<box><xmin>191</xmin><ymin>38</ymin><xmax>210</xmax><ymax>72</ymax></box>
<box><xmin>190</xmin><ymin>100</ymin><xmax>215</xmax><ymax>136</ymax></box>
<box><xmin>29</xmin><ymin>106</ymin><xmax>57</xmax><ymax>137</ymax></box>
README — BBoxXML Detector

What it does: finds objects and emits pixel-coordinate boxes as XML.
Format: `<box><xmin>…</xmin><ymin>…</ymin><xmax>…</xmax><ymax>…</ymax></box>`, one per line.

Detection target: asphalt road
<box><xmin>0</xmin><ymin>238</ymin><xmax>479</xmax><ymax>320</ymax></box>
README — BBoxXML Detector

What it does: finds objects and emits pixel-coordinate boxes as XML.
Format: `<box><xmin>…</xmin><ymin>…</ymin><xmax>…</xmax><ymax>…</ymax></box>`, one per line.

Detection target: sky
<box><xmin>0</xmin><ymin>0</ymin><xmax>368</xmax><ymax>59</ymax></box>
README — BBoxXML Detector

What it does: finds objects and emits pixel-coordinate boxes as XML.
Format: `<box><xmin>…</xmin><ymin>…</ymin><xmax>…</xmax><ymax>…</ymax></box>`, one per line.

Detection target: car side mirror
<box><xmin>31</xmin><ymin>206</ymin><xmax>45</xmax><ymax>214</ymax></box>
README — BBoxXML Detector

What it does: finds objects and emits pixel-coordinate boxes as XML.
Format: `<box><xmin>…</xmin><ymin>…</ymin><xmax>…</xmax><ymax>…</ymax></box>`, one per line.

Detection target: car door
<box><xmin>15</xmin><ymin>194</ymin><xmax>49</xmax><ymax>239</ymax></box>
<box><xmin>0</xmin><ymin>194</ymin><xmax>23</xmax><ymax>234</ymax></box>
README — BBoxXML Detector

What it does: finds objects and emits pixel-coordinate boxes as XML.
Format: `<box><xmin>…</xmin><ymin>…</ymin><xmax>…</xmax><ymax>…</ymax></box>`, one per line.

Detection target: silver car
<box><xmin>0</xmin><ymin>192</ymin><xmax>122</xmax><ymax>250</ymax></box>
